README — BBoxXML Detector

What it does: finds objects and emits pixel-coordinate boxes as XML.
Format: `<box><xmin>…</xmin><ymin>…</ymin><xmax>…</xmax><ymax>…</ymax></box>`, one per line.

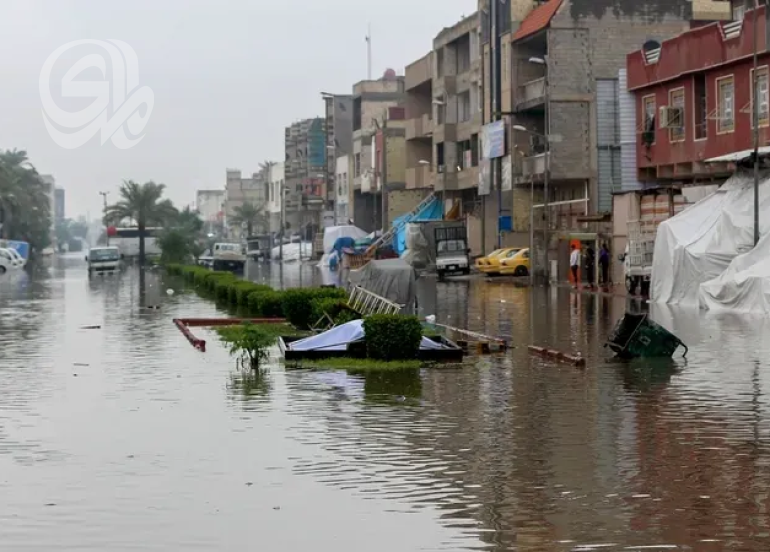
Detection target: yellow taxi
<box><xmin>481</xmin><ymin>248</ymin><xmax>523</xmax><ymax>275</ymax></box>
<box><xmin>475</xmin><ymin>248</ymin><xmax>509</xmax><ymax>271</ymax></box>
<box><xmin>499</xmin><ymin>248</ymin><xmax>530</xmax><ymax>277</ymax></box>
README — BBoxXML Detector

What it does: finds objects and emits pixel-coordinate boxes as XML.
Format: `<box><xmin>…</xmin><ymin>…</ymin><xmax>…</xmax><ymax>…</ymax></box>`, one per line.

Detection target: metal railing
<box><xmin>347</xmin><ymin>285</ymin><xmax>403</xmax><ymax>316</ymax></box>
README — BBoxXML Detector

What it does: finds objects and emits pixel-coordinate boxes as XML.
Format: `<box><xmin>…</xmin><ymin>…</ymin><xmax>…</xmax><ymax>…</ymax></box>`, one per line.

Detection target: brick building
<box><xmin>627</xmin><ymin>1</ymin><xmax>766</xmax><ymax>185</ymax></box>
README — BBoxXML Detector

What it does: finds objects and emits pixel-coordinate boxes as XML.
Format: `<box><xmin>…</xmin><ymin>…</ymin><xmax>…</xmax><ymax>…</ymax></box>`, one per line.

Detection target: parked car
<box><xmin>499</xmin><ymin>248</ymin><xmax>531</xmax><ymax>277</ymax></box>
<box><xmin>481</xmin><ymin>248</ymin><xmax>523</xmax><ymax>275</ymax></box>
<box><xmin>0</xmin><ymin>248</ymin><xmax>20</xmax><ymax>273</ymax></box>
<box><xmin>4</xmin><ymin>247</ymin><xmax>25</xmax><ymax>268</ymax></box>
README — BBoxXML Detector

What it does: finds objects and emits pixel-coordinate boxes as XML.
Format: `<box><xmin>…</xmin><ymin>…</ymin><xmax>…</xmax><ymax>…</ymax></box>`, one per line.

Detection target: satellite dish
<box><xmin>642</xmin><ymin>39</ymin><xmax>661</xmax><ymax>52</ymax></box>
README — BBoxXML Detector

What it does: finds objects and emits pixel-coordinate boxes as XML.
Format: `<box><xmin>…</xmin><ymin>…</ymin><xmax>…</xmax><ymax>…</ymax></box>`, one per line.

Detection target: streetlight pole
<box><xmin>753</xmin><ymin>0</ymin><xmax>760</xmax><ymax>246</ymax></box>
<box><xmin>99</xmin><ymin>191</ymin><xmax>109</xmax><ymax>245</ymax></box>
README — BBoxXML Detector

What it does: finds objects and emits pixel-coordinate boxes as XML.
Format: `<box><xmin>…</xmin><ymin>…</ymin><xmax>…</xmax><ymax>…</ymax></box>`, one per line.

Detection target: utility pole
<box><xmin>99</xmin><ymin>191</ymin><xmax>109</xmax><ymax>245</ymax></box>
<box><xmin>279</xmin><ymin>186</ymin><xmax>286</xmax><ymax>261</ymax></box>
<box><xmin>381</xmin><ymin>116</ymin><xmax>388</xmax><ymax>230</ymax></box>
<box><xmin>491</xmin><ymin>0</ymin><xmax>503</xmax><ymax>249</ymax></box>
<box><xmin>543</xmin><ymin>59</ymin><xmax>551</xmax><ymax>283</ymax></box>
<box><xmin>753</xmin><ymin>0</ymin><xmax>760</xmax><ymax>246</ymax></box>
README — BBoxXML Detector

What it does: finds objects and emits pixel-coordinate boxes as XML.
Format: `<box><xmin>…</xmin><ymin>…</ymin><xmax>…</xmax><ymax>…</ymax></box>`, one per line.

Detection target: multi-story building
<box><xmin>266</xmin><ymin>162</ymin><xmax>293</xmax><ymax>235</ymax></box>
<box><xmin>322</xmin><ymin>94</ymin><xmax>353</xmax><ymax>224</ymax></box>
<box><xmin>351</xmin><ymin>71</ymin><xmax>405</xmax><ymax>232</ymax></box>
<box><xmin>196</xmin><ymin>190</ymin><xmax>224</xmax><ymax>235</ymax></box>
<box><xmin>40</xmin><ymin>175</ymin><xmax>56</xmax><ymax>246</ymax></box>
<box><xmin>284</xmin><ymin>118</ymin><xmax>327</xmax><ymax>239</ymax></box>
<box><xmin>404</xmin><ymin>14</ymin><xmax>485</xmax><ymax>252</ymax></box>
<box><xmin>54</xmin><ymin>187</ymin><xmax>65</xmax><ymax>222</ymax></box>
<box><xmin>223</xmin><ymin>168</ymin><xmax>268</xmax><ymax>240</ymax></box>
<box><xmin>335</xmin><ymin>155</ymin><xmax>352</xmax><ymax>223</ymax></box>
<box><xmin>627</xmin><ymin>1</ymin><xmax>757</xmax><ymax>187</ymax></box>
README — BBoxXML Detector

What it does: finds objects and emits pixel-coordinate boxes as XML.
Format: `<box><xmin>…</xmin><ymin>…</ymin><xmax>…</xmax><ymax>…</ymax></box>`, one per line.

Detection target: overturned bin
<box><xmin>606</xmin><ymin>312</ymin><xmax>688</xmax><ymax>359</ymax></box>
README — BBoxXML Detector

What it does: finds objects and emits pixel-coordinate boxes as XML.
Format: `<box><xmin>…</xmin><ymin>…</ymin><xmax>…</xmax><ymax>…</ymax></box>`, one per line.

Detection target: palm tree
<box><xmin>0</xmin><ymin>149</ymin><xmax>52</xmax><ymax>249</ymax></box>
<box><xmin>230</xmin><ymin>202</ymin><xmax>266</xmax><ymax>238</ymax></box>
<box><xmin>103</xmin><ymin>180</ymin><xmax>178</xmax><ymax>265</ymax></box>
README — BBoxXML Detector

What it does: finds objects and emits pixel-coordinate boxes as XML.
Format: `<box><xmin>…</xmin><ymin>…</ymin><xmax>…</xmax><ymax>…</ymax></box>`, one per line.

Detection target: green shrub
<box><xmin>248</xmin><ymin>290</ymin><xmax>285</xmax><ymax>318</ymax></box>
<box><xmin>363</xmin><ymin>314</ymin><xmax>422</xmax><ymax>361</ymax></box>
<box><xmin>227</xmin><ymin>281</ymin><xmax>270</xmax><ymax>306</ymax></box>
<box><xmin>217</xmin><ymin>323</ymin><xmax>274</xmax><ymax>369</ymax></box>
<box><xmin>282</xmin><ymin>287</ymin><xmax>347</xmax><ymax>329</ymax></box>
<box><xmin>214</xmin><ymin>275</ymin><xmax>237</xmax><ymax>302</ymax></box>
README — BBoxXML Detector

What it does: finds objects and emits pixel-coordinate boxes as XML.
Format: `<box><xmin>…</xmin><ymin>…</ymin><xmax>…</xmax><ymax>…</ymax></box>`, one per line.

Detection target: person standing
<box><xmin>585</xmin><ymin>245</ymin><xmax>596</xmax><ymax>289</ymax></box>
<box><xmin>599</xmin><ymin>243</ymin><xmax>610</xmax><ymax>285</ymax></box>
<box><xmin>570</xmin><ymin>244</ymin><xmax>580</xmax><ymax>287</ymax></box>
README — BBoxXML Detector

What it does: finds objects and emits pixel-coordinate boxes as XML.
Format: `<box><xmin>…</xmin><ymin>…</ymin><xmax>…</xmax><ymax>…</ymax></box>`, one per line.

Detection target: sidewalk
<box><xmin>555</xmin><ymin>281</ymin><xmax>647</xmax><ymax>300</ymax></box>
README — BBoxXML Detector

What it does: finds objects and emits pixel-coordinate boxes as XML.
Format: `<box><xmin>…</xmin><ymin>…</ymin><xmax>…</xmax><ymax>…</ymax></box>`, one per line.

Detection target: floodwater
<box><xmin>1</xmin><ymin>256</ymin><xmax>770</xmax><ymax>551</ymax></box>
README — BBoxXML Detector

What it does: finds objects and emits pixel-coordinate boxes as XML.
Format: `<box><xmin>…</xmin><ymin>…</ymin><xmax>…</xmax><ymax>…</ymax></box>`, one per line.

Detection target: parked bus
<box><xmin>109</xmin><ymin>227</ymin><xmax>162</xmax><ymax>259</ymax></box>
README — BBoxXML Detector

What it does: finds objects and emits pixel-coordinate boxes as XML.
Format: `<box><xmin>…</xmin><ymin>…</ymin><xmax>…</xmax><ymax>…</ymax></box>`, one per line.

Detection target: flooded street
<box><xmin>2</xmin><ymin>255</ymin><xmax>770</xmax><ymax>550</ymax></box>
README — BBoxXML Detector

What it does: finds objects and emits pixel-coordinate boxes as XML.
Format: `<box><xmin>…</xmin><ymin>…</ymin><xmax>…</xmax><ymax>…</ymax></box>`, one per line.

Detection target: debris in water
<box><xmin>73</xmin><ymin>363</ymin><xmax>89</xmax><ymax>367</ymax></box>
<box><xmin>79</xmin><ymin>325</ymin><xmax>101</xmax><ymax>330</ymax></box>
<box><xmin>166</xmin><ymin>289</ymin><xmax>175</xmax><ymax>296</ymax></box>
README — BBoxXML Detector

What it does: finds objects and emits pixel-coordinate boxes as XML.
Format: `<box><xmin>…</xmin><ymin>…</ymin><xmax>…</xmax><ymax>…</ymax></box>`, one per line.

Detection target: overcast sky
<box><xmin>0</xmin><ymin>0</ymin><xmax>475</xmax><ymax>220</ymax></box>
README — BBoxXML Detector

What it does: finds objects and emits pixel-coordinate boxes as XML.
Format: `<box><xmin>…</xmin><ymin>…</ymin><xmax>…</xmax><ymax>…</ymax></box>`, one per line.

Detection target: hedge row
<box><xmin>166</xmin><ymin>264</ymin><xmax>347</xmax><ymax>328</ymax></box>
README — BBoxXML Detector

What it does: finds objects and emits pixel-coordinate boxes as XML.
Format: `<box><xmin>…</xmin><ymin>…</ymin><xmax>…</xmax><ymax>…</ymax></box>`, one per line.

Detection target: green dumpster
<box><xmin>606</xmin><ymin>312</ymin><xmax>687</xmax><ymax>359</ymax></box>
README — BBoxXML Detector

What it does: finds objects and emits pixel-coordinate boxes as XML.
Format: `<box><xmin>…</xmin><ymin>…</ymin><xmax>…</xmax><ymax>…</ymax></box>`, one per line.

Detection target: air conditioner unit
<box><xmin>659</xmin><ymin>106</ymin><xmax>683</xmax><ymax>129</ymax></box>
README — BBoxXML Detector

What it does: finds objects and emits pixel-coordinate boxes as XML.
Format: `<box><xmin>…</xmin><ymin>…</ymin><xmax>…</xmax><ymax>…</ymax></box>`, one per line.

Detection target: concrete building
<box><xmin>223</xmin><ymin>168</ymin><xmax>268</xmax><ymax>240</ymax></box>
<box><xmin>487</xmin><ymin>0</ymin><xmax>731</xmax><ymax>249</ymax></box>
<box><xmin>54</xmin><ymin>187</ymin><xmax>65</xmax><ymax>222</ymax></box>
<box><xmin>266</xmin><ymin>161</ymin><xmax>295</xmax><ymax>235</ymax></box>
<box><xmin>351</xmin><ymin>72</ymin><xmax>406</xmax><ymax>232</ymax></box>
<box><xmin>335</xmin><ymin>155</ymin><xmax>352</xmax><ymax>223</ymax></box>
<box><xmin>322</xmin><ymin>94</ymin><xmax>354</xmax><ymax>222</ymax></box>
<box><xmin>403</xmin><ymin>14</ymin><xmax>486</xmax><ymax>252</ymax></box>
<box><xmin>196</xmin><ymin>189</ymin><xmax>224</xmax><ymax>235</ymax></box>
<box><xmin>284</xmin><ymin>118</ymin><xmax>327</xmax><ymax>240</ymax></box>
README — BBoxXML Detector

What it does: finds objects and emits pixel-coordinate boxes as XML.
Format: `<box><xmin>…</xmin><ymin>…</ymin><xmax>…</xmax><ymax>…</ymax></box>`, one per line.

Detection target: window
<box><xmin>733</xmin><ymin>2</ymin><xmax>746</xmax><ymax>21</ymax></box>
<box><xmin>436</xmin><ymin>142</ymin><xmax>445</xmax><ymax>173</ymax></box>
<box><xmin>751</xmin><ymin>66</ymin><xmax>769</xmax><ymax>127</ymax></box>
<box><xmin>694</xmin><ymin>74</ymin><xmax>708</xmax><ymax>140</ymax></box>
<box><xmin>457</xmin><ymin>139</ymin><xmax>472</xmax><ymax>170</ymax></box>
<box><xmin>436</xmin><ymin>48</ymin><xmax>445</xmax><ymax>78</ymax></box>
<box><xmin>642</xmin><ymin>95</ymin><xmax>656</xmax><ymax>144</ymax></box>
<box><xmin>457</xmin><ymin>91</ymin><xmax>471</xmax><ymax>123</ymax></box>
<box><xmin>354</xmin><ymin>153</ymin><xmax>361</xmax><ymax>177</ymax></box>
<box><xmin>668</xmin><ymin>88</ymin><xmax>685</xmax><ymax>142</ymax></box>
<box><xmin>717</xmin><ymin>75</ymin><xmax>735</xmax><ymax>133</ymax></box>
<box><xmin>436</xmin><ymin>99</ymin><xmax>446</xmax><ymax>125</ymax></box>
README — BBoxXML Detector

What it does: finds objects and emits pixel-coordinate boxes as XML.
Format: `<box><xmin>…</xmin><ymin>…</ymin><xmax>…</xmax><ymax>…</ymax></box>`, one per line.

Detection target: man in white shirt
<box><xmin>570</xmin><ymin>244</ymin><xmax>580</xmax><ymax>286</ymax></box>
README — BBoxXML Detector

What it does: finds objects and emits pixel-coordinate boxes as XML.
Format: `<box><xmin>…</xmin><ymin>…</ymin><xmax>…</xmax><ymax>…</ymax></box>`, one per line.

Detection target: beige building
<box><xmin>350</xmin><ymin>71</ymin><xmax>405</xmax><ymax>232</ymax></box>
<box><xmin>223</xmin><ymin>168</ymin><xmax>268</xmax><ymax>240</ymax></box>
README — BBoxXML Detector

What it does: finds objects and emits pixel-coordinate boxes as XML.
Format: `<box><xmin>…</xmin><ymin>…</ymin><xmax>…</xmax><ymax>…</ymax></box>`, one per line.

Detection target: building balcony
<box><xmin>435</xmin><ymin>166</ymin><xmax>478</xmax><ymax>191</ymax></box>
<box><xmin>406</xmin><ymin>166</ymin><xmax>434</xmax><ymax>189</ymax></box>
<box><xmin>406</xmin><ymin>53</ymin><xmax>432</xmax><ymax>90</ymax></box>
<box><xmin>513</xmin><ymin>152</ymin><xmax>550</xmax><ymax>183</ymax></box>
<box><xmin>406</xmin><ymin>114</ymin><xmax>433</xmax><ymax>140</ymax></box>
<box><xmin>515</xmin><ymin>77</ymin><xmax>546</xmax><ymax>111</ymax></box>
<box><xmin>433</xmin><ymin>122</ymin><xmax>457</xmax><ymax>143</ymax></box>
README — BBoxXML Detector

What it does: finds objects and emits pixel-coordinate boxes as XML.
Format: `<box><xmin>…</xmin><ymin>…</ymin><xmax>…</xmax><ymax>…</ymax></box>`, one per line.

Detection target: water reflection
<box><xmin>2</xmin><ymin>256</ymin><xmax>770</xmax><ymax>550</ymax></box>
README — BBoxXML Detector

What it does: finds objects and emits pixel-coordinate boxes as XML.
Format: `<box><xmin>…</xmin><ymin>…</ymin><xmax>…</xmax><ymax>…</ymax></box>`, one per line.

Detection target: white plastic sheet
<box><xmin>651</xmin><ymin>173</ymin><xmax>765</xmax><ymax>306</ymax></box>
<box><xmin>286</xmin><ymin>319</ymin><xmax>454</xmax><ymax>352</ymax></box>
<box><xmin>322</xmin><ymin>225</ymin><xmax>367</xmax><ymax>254</ymax></box>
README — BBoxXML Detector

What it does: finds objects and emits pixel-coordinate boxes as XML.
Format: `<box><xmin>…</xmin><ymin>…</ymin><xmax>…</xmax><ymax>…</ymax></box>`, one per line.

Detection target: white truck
<box><xmin>86</xmin><ymin>246</ymin><xmax>122</xmax><ymax>276</ymax></box>
<box><xmin>621</xmin><ymin>220</ymin><xmax>655</xmax><ymax>296</ymax></box>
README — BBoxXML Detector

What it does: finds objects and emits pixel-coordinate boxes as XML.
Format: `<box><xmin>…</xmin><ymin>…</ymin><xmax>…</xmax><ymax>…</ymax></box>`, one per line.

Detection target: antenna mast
<box><xmin>366</xmin><ymin>23</ymin><xmax>372</xmax><ymax>80</ymax></box>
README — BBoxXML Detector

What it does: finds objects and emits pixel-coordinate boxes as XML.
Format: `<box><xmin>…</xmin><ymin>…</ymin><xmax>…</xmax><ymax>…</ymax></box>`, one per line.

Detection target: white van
<box><xmin>86</xmin><ymin>246</ymin><xmax>122</xmax><ymax>276</ymax></box>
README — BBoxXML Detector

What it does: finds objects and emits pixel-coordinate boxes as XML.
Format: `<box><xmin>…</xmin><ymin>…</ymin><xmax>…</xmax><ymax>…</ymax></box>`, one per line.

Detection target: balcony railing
<box><xmin>516</xmin><ymin>77</ymin><xmax>546</xmax><ymax>110</ymax></box>
<box><xmin>406</xmin><ymin>114</ymin><xmax>433</xmax><ymax>140</ymax></box>
<box><xmin>406</xmin><ymin>166</ymin><xmax>434</xmax><ymax>189</ymax></box>
<box><xmin>522</xmin><ymin>152</ymin><xmax>550</xmax><ymax>177</ymax></box>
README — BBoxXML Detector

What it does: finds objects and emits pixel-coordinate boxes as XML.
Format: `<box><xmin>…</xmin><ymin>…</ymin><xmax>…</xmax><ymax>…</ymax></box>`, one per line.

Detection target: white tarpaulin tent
<box><xmin>323</xmin><ymin>225</ymin><xmax>367</xmax><ymax>254</ymax></box>
<box><xmin>699</xmin><ymin>231</ymin><xmax>770</xmax><ymax>313</ymax></box>
<box><xmin>651</xmin><ymin>172</ymin><xmax>770</xmax><ymax>307</ymax></box>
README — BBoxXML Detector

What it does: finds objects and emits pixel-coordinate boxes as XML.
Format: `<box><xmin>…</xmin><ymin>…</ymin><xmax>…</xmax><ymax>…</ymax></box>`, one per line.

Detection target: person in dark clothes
<box><xmin>585</xmin><ymin>245</ymin><xmax>596</xmax><ymax>289</ymax></box>
<box><xmin>599</xmin><ymin>243</ymin><xmax>610</xmax><ymax>285</ymax></box>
